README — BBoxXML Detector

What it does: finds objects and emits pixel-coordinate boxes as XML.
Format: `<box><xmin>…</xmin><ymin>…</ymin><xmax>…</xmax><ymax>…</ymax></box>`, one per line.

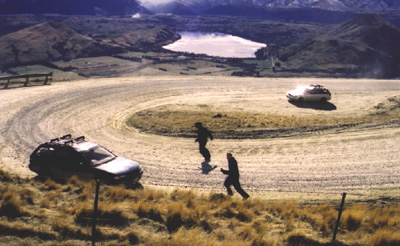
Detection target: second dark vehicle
<box><xmin>29</xmin><ymin>134</ymin><xmax>143</xmax><ymax>184</ymax></box>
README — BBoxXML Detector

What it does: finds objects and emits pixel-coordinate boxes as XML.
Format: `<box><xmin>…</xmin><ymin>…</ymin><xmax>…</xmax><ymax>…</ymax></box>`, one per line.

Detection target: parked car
<box><xmin>29</xmin><ymin>134</ymin><xmax>143</xmax><ymax>183</ymax></box>
<box><xmin>286</xmin><ymin>84</ymin><xmax>331</xmax><ymax>102</ymax></box>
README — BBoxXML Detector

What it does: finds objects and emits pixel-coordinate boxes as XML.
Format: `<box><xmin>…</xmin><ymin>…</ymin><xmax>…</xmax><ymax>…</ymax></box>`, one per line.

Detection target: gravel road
<box><xmin>1</xmin><ymin>76</ymin><xmax>400</xmax><ymax>201</ymax></box>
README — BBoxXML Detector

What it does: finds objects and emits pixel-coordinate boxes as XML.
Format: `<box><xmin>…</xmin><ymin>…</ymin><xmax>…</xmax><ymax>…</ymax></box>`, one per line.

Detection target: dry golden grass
<box><xmin>127</xmin><ymin>106</ymin><xmax>400</xmax><ymax>138</ymax></box>
<box><xmin>1</xmin><ymin>168</ymin><xmax>400</xmax><ymax>246</ymax></box>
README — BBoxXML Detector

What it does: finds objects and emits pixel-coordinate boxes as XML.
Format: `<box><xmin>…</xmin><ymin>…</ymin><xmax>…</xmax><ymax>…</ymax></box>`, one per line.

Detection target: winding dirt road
<box><xmin>1</xmin><ymin>76</ymin><xmax>400</xmax><ymax>201</ymax></box>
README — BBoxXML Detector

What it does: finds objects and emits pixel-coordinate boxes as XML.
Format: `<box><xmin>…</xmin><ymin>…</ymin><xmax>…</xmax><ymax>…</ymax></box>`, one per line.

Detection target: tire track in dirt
<box><xmin>1</xmin><ymin>77</ymin><xmax>400</xmax><ymax>200</ymax></box>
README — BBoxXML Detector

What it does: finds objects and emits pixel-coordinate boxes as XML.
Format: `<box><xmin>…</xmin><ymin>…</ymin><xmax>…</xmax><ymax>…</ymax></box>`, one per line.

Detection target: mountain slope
<box><xmin>278</xmin><ymin>14</ymin><xmax>400</xmax><ymax>78</ymax></box>
<box><xmin>0</xmin><ymin>22</ymin><xmax>123</xmax><ymax>70</ymax></box>
<box><xmin>141</xmin><ymin>0</ymin><xmax>400</xmax><ymax>15</ymax></box>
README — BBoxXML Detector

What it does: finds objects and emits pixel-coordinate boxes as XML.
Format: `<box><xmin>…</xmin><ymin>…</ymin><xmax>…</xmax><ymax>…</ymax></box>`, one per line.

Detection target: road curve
<box><xmin>1</xmin><ymin>76</ymin><xmax>400</xmax><ymax>201</ymax></box>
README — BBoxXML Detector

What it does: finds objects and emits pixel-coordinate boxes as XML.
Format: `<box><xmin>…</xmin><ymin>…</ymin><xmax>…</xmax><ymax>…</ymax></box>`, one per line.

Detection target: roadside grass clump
<box><xmin>104</xmin><ymin>184</ymin><xmax>135</xmax><ymax>202</ymax></box>
<box><xmin>134</xmin><ymin>200</ymin><xmax>164</xmax><ymax>223</ymax></box>
<box><xmin>0</xmin><ymin>191</ymin><xmax>27</xmax><ymax>218</ymax></box>
<box><xmin>42</xmin><ymin>178</ymin><xmax>60</xmax><ymax>191</ymax></box>
<box><xmin>1</xmin><ymin>169</ymin><xmax>400</xmax><ymax>245</ymax></box>
<box><xmin>369</xmin><ymin>205</ymin><xmax>400</xmax><ymax>228</ymax></box>
<box><xmin>0</xmin><ymin>220</ymin><xmax>57</xmax><ymax>240</ymax></box>
<box><xmin>73</xmin><ymin>201</ymin><xmax>130</xmax><ymax>226</ymax></box>
<box><xmin>19</xmin><ymin>186</ymin><xmax>36</xmax><ymax>205</ymax></box>
<box><xmin>341</xmin><ymin>204</ymin><xmax>366</xmax><ymax>231</ymax></box>
<box><xmin>0</xmin><ymin>168</ymin><xmax>12</xmax><ymax>182</ymax></box>
<box><xmin>370</xmin><ymin>229</ymin><xmax>400</xmax><ymax>246</ymax></box>
<box><xmin>66</xmin><ymin>175</ymin><xmax>83</xmax><ymax>186</ymax></box>
<box><xmin>165</xmin><ymin>201</ymin><xmax>202</xmax><ymax>232</ymax></box>
<box><xmin>52</xmin><ymin>216</ymin><xmax>88</xmax><ymax>240</ymax></box>
<box><xmin>286</xmin><ymin>229</ymin><xmax>326</xmax><ymax>246</ymax></box>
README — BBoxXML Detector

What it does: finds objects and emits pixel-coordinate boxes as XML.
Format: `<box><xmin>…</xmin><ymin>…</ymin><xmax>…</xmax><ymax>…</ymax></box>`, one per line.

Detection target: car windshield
<box><xmin>80</xmin><ymin>146</ymin><xmax>116</xmax><ymax>166</ymax></box>
<box><xmin>293</xmin><ymin>86</ymin><xmax>308</xmax><ymax>93</ymax></box>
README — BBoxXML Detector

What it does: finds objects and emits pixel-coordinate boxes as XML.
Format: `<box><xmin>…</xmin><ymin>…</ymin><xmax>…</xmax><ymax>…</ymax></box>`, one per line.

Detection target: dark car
<box><xmin>29</xmin><ymin>134</ymin><xmax>143</xmax><ymax>183</ymax></box>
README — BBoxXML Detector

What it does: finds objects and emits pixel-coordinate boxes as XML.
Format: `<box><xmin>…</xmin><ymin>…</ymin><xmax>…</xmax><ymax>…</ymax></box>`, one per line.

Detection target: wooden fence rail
<box><xmin>0</xmin><ymin>72</ymin><xmax>53</xmax><ymax>89</ymax></box>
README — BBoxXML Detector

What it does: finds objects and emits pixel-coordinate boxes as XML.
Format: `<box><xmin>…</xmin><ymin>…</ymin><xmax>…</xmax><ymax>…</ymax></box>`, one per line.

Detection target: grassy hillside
<box><xmin>0</xmin><ymin>22</ymin><xmax>123</xmax><ymax>70</ymax></box>
<box><xmin>1</xmin><ymin>169</ymin><xmax>400</xmax><ymax>245</ymax></box>
<box><xmin>277</xmin><ymin>14</ymin><xmax>400</xmax><ymax>78</ymax></box>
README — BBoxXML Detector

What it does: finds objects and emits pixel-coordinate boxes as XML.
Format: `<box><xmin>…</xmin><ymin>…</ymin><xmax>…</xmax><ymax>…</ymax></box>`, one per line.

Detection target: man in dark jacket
<box><xmin>194</xmin><ymin>122</ymin><xmax>213</xmax><ymax>162</ymax></box>
<box><xmin>221</xmin><ymin>153</ymin><xmax>250</xmax><ymax>199</ymax></box>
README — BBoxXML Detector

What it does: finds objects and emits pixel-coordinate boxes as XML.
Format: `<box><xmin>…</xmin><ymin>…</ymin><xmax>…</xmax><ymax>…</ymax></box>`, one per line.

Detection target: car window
<box><xmin>50</xmin><ymin>147</ymin><xmax>69</xmax><ymax>158</ymax></box>
<box><xmin>36</xmin><ymin>146</ymin><xmax>54</xmax><ymax>155</ymax></box>
<box><xmin>80</xmin><ymin>146</ymin><xmax>115</xmax><ymax>166</ymax></box>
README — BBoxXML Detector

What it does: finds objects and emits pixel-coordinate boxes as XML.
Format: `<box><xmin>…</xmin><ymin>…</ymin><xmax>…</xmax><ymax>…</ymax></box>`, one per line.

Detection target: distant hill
<box><xmin>0</xmin><ymin>22</ymin><xmax>123</xmax><ymax>70</ymax></box>
<box><xmin>277</xmin><ymin>14</ymin><xmax>400</xmax><ymax>78</ymax></box>
<box><xmin>142</xmin><ymin>0</ymin><xmax>400</xmax><ymax>16</ymax></box>
<box><xmin>203</xmin><ymin>5</ymin><xmax>357</xmax><ymax>24</ymax></box>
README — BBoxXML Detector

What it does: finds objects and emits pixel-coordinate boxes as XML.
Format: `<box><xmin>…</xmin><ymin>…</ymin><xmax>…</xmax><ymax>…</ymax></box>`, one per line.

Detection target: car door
<box><xmin>308</xmin><ymin>88</ymin><xmax>319</xmax><ymax>101</ymax></box>
<box><xmin>47</xmin><ymin>146</ymin><xmax>71</xmax><ymax>178</ymax></box>
<box><xmin>65</xmin><ymin>150</ymin><xmax>96</xmax><ymax>180</ymax></box>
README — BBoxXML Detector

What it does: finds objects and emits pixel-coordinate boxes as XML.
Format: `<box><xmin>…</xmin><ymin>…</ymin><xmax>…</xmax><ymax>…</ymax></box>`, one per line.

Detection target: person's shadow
<box><xmin>200</xmin><ymin>161</ymin><xmax>217</xmax><ymax>174</ymax></box>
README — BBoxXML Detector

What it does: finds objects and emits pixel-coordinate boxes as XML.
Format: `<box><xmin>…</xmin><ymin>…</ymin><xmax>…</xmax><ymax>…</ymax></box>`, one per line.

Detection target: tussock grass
<box><xmin>0</xmin><ymin>192</ymin><xmax>27</xmax><ymax>218</ymax></box>
<box><xmin>1</xmin><ymin>168</ymin><xmax>399</xmax><ymax>245</ymax></box>
<box><xmin>370</xmin><ymin>229</ymin><xmax>400</xmax><ymax>246</ymax></box>
<box><xmin>128</xmin><ymin>109</ymin><xmax>351</xmax><ymax>134</ymax></box>
<box><xmin>127</xmin><ymin>105</ymin><xmax>400</xmax><ymax>138</ymax></box>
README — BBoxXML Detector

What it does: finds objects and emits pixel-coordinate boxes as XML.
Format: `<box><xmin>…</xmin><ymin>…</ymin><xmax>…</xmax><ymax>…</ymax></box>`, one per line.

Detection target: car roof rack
<box><xmin>46</xmin><ymin>134</ymin><xmax>86</xmax><ymax>146</ymax></box>
<box><xmin>60</xmin><ymin>134</ymin><xmax>72</xmax><ymax>140</ymax></box>
<box><xmin>310</xmin><ymin>84</ymin><xmax>325</xmax><ymax>88</ymax></box>
<box><xmin>75</xmin><ymin>136</ymin><xmax>85</xmax><ymax>142</ymax></box>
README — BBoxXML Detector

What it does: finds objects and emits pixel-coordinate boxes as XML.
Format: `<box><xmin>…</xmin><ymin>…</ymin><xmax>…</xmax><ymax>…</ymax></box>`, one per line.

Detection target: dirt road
<box><xmin>1</xmin><ymin>76</ymin><xmax>400</xmax><ymax>201</ymax></box>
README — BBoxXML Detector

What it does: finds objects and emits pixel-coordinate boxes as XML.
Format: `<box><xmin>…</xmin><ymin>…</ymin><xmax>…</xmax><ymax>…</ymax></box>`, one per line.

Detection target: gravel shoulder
<box><xmin>1</xmin><ymin>76</ymin><xmax>400</xmax><ymax>202</ymax></box>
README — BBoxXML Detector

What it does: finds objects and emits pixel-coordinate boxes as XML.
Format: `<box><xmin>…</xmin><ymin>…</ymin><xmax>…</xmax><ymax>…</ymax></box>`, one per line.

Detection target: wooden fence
<box><xmin>0</xmin><ymin>72</ymin><xmax>52</xmax><ymax>89</ymax></box>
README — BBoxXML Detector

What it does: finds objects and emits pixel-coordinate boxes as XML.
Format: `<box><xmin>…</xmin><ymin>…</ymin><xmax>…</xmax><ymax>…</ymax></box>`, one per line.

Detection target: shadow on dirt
<box><xmin>200</xmin><ymin>161</ymin><xmax>217</xmax><ymax>174</ymax></box>
<box><xmin>289</xmin><ymin>100</ymin><xmax>337</xmax><ymax>111</ymax></box>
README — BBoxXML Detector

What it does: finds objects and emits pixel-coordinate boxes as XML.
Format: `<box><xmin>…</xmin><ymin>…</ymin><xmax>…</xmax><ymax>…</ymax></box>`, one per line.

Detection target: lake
<box><xmin>163</xmin><ymin>32</ymin><xmax>267</xmax><ymax>58</ymax></box>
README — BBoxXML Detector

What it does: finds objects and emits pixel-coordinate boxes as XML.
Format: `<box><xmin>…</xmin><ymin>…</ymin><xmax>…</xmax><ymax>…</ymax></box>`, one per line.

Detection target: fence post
<box><xmin>44</xmin><ymin>75</ymin><xmax>49</xmax><ymax>85</ymax></box>
<box><xmin>44</xmin><ymin>72</ymin><xmax>52</xmax><ymax>85</ymax></box>
<box><xmin>5</xmin><ymin>79</ymin><xmax>10</xmax><ymax>89</ymax></box>
<box><xmin>332</xmin><ymin>192</ymin><xmax>346</xmax><ymax>242</ymax></box>
<box><xmin>23</xmin><ymin>76</ymin><xmax>29</xmax><ymax>87</ymax></box>
<box><xmin>92</xmin><ymin>179</ymin><xmax>101</xmax><ymax>246</ymax></box>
